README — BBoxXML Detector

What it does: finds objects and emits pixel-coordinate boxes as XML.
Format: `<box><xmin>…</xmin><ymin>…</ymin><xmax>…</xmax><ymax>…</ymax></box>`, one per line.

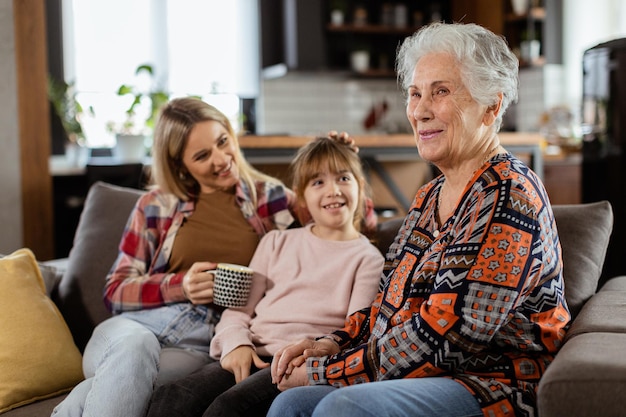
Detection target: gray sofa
<box><xmin>3</xmin><ymin>181</ymin><xmax>623</xmax><ymax>416</ymax></box>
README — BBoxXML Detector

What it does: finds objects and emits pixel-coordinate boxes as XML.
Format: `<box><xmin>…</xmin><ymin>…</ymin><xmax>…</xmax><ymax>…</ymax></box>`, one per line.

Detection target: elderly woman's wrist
<box><xmin>306</xmin><ymin>355</ymin><xmax>329</xmax><ymax>385</ymax></box>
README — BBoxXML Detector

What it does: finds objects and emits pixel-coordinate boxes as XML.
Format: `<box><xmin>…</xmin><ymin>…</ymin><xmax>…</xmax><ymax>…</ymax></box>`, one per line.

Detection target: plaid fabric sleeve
<box><xmin>103</xmin><ymin>192</ymin><xmax>186</xmax><ymax>313</ymax></box>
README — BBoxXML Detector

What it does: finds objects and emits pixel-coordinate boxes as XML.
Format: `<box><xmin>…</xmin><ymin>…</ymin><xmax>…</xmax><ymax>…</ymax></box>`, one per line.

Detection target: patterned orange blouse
<box><xmin>307</xmin><ymin>153</ymin><xmax>570</xmax><ymax>417</ymax></box>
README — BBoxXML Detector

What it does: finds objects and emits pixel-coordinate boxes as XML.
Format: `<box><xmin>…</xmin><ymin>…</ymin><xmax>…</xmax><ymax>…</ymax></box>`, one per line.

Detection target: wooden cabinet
<box><xmin>322</xmin><ymin>0</ymin><xmax>452</xmax><ymax>77</ymax></box>
<box><xmin>502</xmin><ymin>4</ymin><xmax>546</xmax><ymax>67</ymax></box>
<box><xmin>452</xmin><ymin>1</ymin><xmax>561</xmax><ymax>67</ymax></box>
<box><xmin>260</xmin><ymin>0</ymin><xmax>560</xmax><ymax>75</ymax></box>
<box><xmin>324</xmin><ymin>23</ymin><xmax>417</xmax><ymax>77</ymax></box>
<box><xmin>543</xmin><ymin>153</ymin><xmax>582</xmax><ymax>205</ymax></box>
<box><xmin>322</xmin><ymin>0</ymin><xmax>560</xmax><ymax>76</ymax></box>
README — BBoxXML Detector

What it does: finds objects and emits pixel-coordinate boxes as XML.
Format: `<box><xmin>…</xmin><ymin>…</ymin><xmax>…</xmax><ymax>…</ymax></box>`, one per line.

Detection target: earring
<box><xmin>179</xmin><ymin>171</ymin><xmax>186</xmax><ymax>180</ymax></box>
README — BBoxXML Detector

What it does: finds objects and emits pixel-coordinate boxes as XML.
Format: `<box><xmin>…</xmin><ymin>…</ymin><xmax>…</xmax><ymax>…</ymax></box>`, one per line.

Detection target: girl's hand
<box><xmin>182</xmin><ymin>261</ymin><xmax>216</xmax><ymax>305</ymax></box>
<box><xmin>327</xmin><ymin>130</ymin><xmax>359</xmax><ymax>153</ymax></box>
<box><xmin>271</xmin><ymin>338</ymin><xmax>339</xmax><ymax>385</ymax></box>
<box><xmin>221</xmin><ymin>345</ymin><xmax>269</xmax><ymax>383</ymax></box>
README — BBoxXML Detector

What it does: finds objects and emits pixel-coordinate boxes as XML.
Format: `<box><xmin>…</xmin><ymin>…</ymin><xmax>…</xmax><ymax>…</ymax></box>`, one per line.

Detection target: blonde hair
<box><xmin>150</xmin><ymin>97</ymin><xmax>282</xmax><ymax>203</ymax></box>
<box><xmin>290</xmin><ymin>137</ymin><xmax>369</xmax><ymax>232</ymax></box>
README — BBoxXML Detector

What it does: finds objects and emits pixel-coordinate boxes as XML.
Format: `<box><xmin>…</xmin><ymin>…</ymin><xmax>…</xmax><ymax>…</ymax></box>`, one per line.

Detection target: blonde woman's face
<box><xmin>405</xmin><ymin>52</ymin><xmax>492</xmax><ymax>170</ymax></box>
<box><xmin>182</xmin><ymin>120</ymin><xmax>240</xmax><ymax>193</ymax></box>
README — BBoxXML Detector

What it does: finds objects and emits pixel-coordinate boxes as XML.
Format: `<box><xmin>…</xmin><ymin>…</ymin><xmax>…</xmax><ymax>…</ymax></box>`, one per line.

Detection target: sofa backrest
<box><xmin>53</xmin><ymin>181</ymin><xmax>144</xmax><ymax>352</ymax></box>
<box><xmin>54</xmin><ymin>180</ymin><xmax>613</xmax><ymax>351</ymax></box>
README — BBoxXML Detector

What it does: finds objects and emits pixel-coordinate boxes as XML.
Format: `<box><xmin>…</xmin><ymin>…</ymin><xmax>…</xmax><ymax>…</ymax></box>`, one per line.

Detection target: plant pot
<box><xmin>114</xmin><ymin>134</ymin><xmax>147</xmax><ymax>162</ymax></box>
<box><xmin>65</xmin><ymin>141</ymin><xmax>89</xmax><ymax>167</ymax></box>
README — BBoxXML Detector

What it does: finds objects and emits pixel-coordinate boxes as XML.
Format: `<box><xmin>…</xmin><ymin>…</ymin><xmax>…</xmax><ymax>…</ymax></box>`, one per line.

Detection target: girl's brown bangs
<box><xmin>300</xmin><ymin>149</ymin><xmax>353</xmax><ymax>182</ymax></box>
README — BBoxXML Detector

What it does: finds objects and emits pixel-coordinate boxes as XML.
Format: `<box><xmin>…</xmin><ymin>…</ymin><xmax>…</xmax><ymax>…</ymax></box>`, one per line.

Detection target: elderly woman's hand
<box><xmin>182</xmin><ymin>261</ymin><xmax>216</xmax><ymax>304</ymax></box>
<box><xmin>276</xmin><ymin>362</ymin><xmax>309</xmax><ymax>391</ymax></box>
<box><xmin>327</xmin><ymin>130</ymin><xmax>359</xmax><ymax>153</ymax></box>
<box><xmin>271</xmin><ymin>337</ymin><xmax>339</xmax><ymax>385</ymax></box>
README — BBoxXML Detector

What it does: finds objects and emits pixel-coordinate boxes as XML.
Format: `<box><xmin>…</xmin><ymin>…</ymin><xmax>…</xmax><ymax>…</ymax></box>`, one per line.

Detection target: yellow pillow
<box><xmin>0</xmin><ymin>249</ymin><xmax>83</xmax><ymax>413</ymax></box>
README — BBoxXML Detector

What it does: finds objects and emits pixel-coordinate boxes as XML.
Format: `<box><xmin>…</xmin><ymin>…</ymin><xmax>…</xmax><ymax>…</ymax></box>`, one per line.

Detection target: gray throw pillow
<box><xmin>54</xmin><ymin>181</ymin><xmax>144</xmax><ymax>352</ymax></box>
<box><xmin>553</xmin><ymin>200</ymin><xmax>613</xmax><ymax>319</ymax></box>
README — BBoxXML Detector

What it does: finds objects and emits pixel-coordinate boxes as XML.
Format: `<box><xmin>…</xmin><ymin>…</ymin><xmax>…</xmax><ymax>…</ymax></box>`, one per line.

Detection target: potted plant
<box><xmin>107</xmin><ymin>64</ymin><xmax>170</xmax><ymax>161</ymax></box>
<box><xmin>48</xmin><ymin>76</ymin><xmax>93</xmax><ymax>165</ymax></box>
<box><xmin>48</xmin><ymin>76</ymin><xmax>89</xmax><ymax>146</ymax></box>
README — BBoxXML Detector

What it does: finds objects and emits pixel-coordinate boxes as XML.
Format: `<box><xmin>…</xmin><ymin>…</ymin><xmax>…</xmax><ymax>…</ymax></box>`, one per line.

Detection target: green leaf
<box><xmin>117</xmin><ymin>85</ymin><xmax>133</xmax><ymax>95</ymax></box>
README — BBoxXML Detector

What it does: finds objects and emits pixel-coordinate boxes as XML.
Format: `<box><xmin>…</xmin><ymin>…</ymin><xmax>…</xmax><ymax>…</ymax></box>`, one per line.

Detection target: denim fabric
<box><xmin>121</xmin><ymin>304</ymin><xmax>218</xmax><ymax>352</ymax></box>
<box><xmin>51</xmin><ymin>305</ymin><xmax>219</xmax><ymax>417</ymax></box>
<box><xmin>267</xmin><ymin>378</ymin><xmax>483</xmax><ymax>417</ymax></box>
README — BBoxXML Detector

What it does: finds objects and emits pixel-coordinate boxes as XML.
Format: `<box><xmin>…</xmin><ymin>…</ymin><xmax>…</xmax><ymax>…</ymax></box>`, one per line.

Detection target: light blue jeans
<box><xmin>51</xmin><ymin>304</ymin><xmax>218</xmax><ymax>417</ymax></box>
<box><xmin>267</xmin><ymin>378</ymin><xmax>483</xmax><ymax>417</ymax></box>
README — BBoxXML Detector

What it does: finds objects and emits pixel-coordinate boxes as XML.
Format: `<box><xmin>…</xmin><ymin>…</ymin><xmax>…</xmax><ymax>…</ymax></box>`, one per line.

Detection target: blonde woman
<box><xmin>53</xmin><ymin>98</ymin><xmax>298</xmax><ymax>417</ymax></box>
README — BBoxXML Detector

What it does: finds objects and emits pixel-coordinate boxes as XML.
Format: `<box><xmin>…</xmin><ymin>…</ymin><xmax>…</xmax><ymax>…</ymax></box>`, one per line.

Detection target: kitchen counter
<box><xmin>49</xmin><ymin>132</ymin><xmax>544</xmax><ymax>213</ymax></box>
<box><xmin>239</xmin><ymin>132</ymin><xmax>543</xmax><ymax>175</ymax></box>
<box><xmin>239</xmin><ymin>132</ymin><xmax>544</xmax><ymax>210</ymax></box>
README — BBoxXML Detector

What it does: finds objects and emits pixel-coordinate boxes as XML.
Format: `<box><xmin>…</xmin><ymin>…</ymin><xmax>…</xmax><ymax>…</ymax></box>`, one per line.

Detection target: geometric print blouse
<box><xmin>307</xmin><ymin>153</ymin><xmax>571</xmax><ymax>417</ymax></box>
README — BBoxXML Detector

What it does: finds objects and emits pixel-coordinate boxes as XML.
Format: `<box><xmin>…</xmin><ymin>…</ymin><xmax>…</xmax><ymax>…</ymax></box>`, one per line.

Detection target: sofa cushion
<box><xmin>598</xmin><ymin>275</ymin><xmax>626</xmax><ymax>292</ymax></box>
<box><xmin>374</xmin><ymin>217</ymin><xmax>403</xmax><ymax>255</ymax></box>
<box><xmin>537</xmin><ymin>332</ymin><xmax>626</xmax><ymax>417</ymax></box>
<box><xmin>0</xmin><ymin>249</ymin><xmax>83</xmax><ymax>413</ymax></box>
<box><xmin>54</xmin><ymin>181</ymin><xmax>144</xmax><ymax>352</ymax></box>
<box><xmin>564</xmin><ymin>290</ymin><xmax>626</xmax><ymax>340</ymax></box>
<box><xmin>552</xmin><ymin>201</ymin><xmax>613</xmax><ymax>318</ymax></box>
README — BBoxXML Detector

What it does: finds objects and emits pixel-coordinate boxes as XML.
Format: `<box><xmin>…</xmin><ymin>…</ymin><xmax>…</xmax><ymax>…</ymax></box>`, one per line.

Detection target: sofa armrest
<box><xmin>538</xmin><ymin>277</ymin><xmax>626</xmax><ymax>417</ymax></box>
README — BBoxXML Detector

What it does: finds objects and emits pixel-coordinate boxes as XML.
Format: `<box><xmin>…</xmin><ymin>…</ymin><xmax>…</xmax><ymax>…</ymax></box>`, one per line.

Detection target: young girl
<box><xmin>146</xmin><ymin>137</ymin><xmax>385</xmax><ymax>417</ymax></box>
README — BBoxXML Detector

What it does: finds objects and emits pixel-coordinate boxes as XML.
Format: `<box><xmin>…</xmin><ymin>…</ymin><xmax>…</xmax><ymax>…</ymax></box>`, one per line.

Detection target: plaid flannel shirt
<box><xmin>103</xmin><ymin>180</ymin><xmax>295</xmax><ymax>314</ymax></box>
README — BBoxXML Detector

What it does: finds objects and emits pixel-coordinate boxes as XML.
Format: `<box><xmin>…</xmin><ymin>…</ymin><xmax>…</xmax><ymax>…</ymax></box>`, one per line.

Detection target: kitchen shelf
<box><xmin>353</xmin><ymin>68</ymin><xmax>397</xmax><ymax>78</ymax></box>
<box><xmin>322</xmin><ymin>0</ymin><xmax>452</xmax><ymax>78</ymax></box>
<box><xmin>326</xmin><ymin>23</ymin><xmax>420</xmax><ymax>35</ymax></box>
<box><xmin>505</xmin><ymin>6</ymin><xmax>546</xmax><ymax>22</ymax></box>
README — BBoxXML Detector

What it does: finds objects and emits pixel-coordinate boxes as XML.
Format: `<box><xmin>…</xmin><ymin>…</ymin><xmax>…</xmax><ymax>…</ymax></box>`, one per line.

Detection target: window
<box><xmin>63</xmin><ymin>0</ymin><xmax>259</xmax><ymax>148</ymax></box>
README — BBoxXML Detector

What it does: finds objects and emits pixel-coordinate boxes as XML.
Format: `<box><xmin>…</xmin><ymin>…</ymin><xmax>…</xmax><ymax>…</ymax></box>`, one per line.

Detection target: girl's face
<box><xmin>182</xmin><ymin>120</ymin><xmax>240</xmax><ymax>193</ymax></box>
<box><xmin>302</xmin><ymin>168</ymin><xmax>360</xmax><ymax>239</ymax></box>
<box><xmin>405</xmin><ymin>52</ymin><xmax>494</xmax><ymax>170</ymax></box>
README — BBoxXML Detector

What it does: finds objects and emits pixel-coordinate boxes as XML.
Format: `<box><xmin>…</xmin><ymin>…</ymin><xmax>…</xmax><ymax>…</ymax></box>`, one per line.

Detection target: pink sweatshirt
<box><xmin>209</xmin><ymin>224</ymin><xmax>384</xmax><ymax>359</ymax></box>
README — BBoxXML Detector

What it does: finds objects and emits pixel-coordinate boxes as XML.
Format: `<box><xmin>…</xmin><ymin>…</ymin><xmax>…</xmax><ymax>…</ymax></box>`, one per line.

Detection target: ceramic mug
<box><xmin>208</xmin><ymin>263</ymin><xmax>254</xmax><ymax>308</ymax></box>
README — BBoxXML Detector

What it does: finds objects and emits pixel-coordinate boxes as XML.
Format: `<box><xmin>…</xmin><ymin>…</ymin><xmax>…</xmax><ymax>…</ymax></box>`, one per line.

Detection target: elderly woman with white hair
<box><xmin>268</xmin><ymin>22</ymin><xmax>570</xmax><ymax>417</ymax></box>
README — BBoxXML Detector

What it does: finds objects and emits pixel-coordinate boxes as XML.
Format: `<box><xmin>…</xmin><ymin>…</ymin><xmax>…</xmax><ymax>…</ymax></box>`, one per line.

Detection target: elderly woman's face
<box><xmin>405</xmin><ymin>52</ymin><xmax>491</xmax><ymax>168</ymax></box>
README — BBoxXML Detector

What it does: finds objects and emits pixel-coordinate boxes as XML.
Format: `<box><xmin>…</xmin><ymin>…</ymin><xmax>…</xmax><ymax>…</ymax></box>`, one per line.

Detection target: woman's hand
<box><xmin>271</xmin><ymin>338</ymin><xmax>339</xmax><ymax>385</ymax></box>
<box><xmin>327</xmin><ymin>130</ymin><xmax>359</xmax><ymax>153</ymax></box>
<box><xmin>221</xmin><ymin>345</ymin><xmax>269</xmax><ymax>383</ymax></box>
<box><xmin>182</xmin><ymin>261</ymin><xmax>216</xmax><ymax>305</ymax></box>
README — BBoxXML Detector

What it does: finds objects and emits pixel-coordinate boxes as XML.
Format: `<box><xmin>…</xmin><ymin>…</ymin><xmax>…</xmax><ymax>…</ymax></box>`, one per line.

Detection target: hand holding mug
<box><xmin>182</xmin><ymin>261</ymin><xmax>216</xmax><ymax>305</ymax></box>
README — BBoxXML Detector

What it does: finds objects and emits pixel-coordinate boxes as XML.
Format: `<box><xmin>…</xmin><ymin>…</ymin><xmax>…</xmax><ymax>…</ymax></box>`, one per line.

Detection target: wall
<box><xmin>515</xmin><ymin>64</ymin><xmax>564</xmax><ymax>132</ymax></box>
<box><xmin>563</xmin><ymin>0</ymin><xmax>626</xmax><ymax>123</ymax></box>
<box><xmin>259</xmin><ymin>73</ymin><xmax>411</xmax><ymax>136</ymax></box>
<box><xmin>0</xmin><ymin>0</ymin><xmax>54</xmax><ymax>259</ymax></box>
<box><xmin>0</xmin><ymin>0</ymin><xmax>23</xmax><ymax>254</ymax></box>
